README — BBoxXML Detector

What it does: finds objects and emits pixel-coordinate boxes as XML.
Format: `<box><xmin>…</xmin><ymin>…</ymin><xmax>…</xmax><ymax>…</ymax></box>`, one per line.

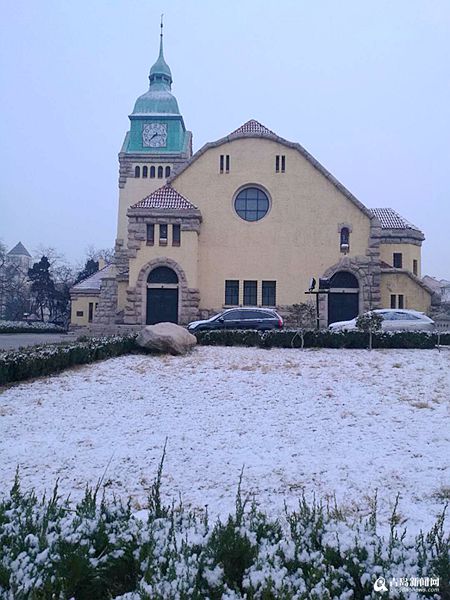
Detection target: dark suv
<box><xmin>187</xmin><ymin>308</ymin><xmax>283</xmax><ymax>332</ymax></box>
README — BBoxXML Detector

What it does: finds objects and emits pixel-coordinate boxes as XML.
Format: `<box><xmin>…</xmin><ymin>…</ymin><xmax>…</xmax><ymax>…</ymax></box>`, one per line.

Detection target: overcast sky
<box><xmin>1</xmin><ymin>0</ymin><xmax>449</xmax><ymax>278</ymax></box>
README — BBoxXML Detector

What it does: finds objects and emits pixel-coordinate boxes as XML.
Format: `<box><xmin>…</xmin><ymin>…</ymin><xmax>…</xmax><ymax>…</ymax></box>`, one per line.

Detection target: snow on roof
<box><xmin>7</xmin><ymin>241</ymin><xmax>31</xmax><ymax>257</ymax></box>
<box><xmin>72</xmin><ymin>263</ymin><xmax>114</xmax><ymax>292</ymax></box>
<box><xmin>131</xmin><ymin>184</ymin><xmax>197</xmax><ymax>210</ymax></box>
<box><xmin>228</xmin><ymin>119</ymin><xmax>277</xmax><ymax>137</ymax></box>
<box><xmin>370</xmin><ymin>208</ymin><xmax>420</xmax><ymax>231</ymax></box>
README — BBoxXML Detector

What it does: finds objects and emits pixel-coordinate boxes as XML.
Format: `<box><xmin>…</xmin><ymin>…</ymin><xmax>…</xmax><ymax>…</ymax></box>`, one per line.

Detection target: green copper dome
<box><xmin>132</xmin><ymin>27</ymin><xmax>179</xmax><ymax>115</ymax></box>
<box><xmin>133</xmin><ymin>90</ymin><xmax>180</xmax><ymax>114</ymax></box>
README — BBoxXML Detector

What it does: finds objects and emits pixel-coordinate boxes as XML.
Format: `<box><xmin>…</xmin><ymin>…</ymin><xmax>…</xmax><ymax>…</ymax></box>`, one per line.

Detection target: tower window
<box><xmin>172</xmin><ymin>224</ymin><xmax>181</xmax><ymax>246</ymax></box>
<box><xmin>158</xmin><ymin>166</ymin><xmax>164</xmax><ymax>178</ymax></box>
<box><xmin>142</xmin><ymin>166</ymin><xmax>148</xmax><ymax>178</ymax></box>
<box><xmin>390</xmin><ymin>294</ymin><xmax>396</xmax><ymax>309</ymax></box>
<box><xmin>413</xmin><ymin>259</ymin><xmax>418</xmax><ymax>276</ymax></box>
<box><xmin>398</xmin><ymin>294</ymin><xmax>404</xmax><ymax>309</ymax></box>
<box><xmin>243</xmin><ymin>280</ymin><xmax>257</xmax><ymax>306</ymax></box>
<box><xmin>262</xmin><ymin>281</ymin><xmax>276</xmax><ymax>306</ymax></box>
<box><xmin>220</xmin><ymin>155</ymin><xmax>230</xmax><ymax>174</ymax></box>
<box><xmin>165</xmin><ymin>166</ymin><xmax>171</xmax><ymax>177</ymax></box>
<box><xmin>393</xmin><ymin>253</ymin><xmax>403</xmax><ymax>268</ymax></box>
<box><xmin>276</xmin><ymin>155</ymin><xmax>286</xmax><ymax>173</ymax></box>
<box><xmin>135</xmin><ymin>166</ymin><xmax>140</xmax><ymax>178</ymax></box>
<box><xmin>225</xmin><ymin>280</ymin><xmax>239</xmax><ymax>305</ymax></box>
<box><xmin>159</xmin><ymin>224</ymin><xmax>168</xmax><ymax>245</ymax></box>
<box><xmin>150</xmin><ymin>166</ymin><xmax>156</xmax><ymax>178</ymax></box>
<box><xmin>146</xmin><ymin>224</ymin><xmax>154</xmax><ymax>245</ymax></box>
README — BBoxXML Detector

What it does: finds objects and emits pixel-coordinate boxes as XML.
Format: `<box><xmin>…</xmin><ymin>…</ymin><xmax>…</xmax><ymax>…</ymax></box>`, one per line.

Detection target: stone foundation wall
<box><xmin>94</xmin><ymin>275</ymin><xmax>119</xmax><ymax>325</ymax></box>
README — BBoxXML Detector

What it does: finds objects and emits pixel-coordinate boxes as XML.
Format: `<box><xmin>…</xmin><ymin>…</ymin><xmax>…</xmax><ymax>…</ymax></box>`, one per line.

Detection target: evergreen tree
<box><xmin>28</xmin><ymin>256</ymin><xmax>55</xmax><ymax>321</ymax></box>
<box><xmin>74</xmin><ymin>259</ymin><xmax>99</xmax><ymax>285</ymax></box>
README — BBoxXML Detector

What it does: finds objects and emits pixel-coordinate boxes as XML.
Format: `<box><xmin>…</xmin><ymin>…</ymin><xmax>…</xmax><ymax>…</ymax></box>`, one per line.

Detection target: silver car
<box><xmin>329</xmin><ymin>309</ymin><xmax>435</xmax><ymax>332</ymax></box>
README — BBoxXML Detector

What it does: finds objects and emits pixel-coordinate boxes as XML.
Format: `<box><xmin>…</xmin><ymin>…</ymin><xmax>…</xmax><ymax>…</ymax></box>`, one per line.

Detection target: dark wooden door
<box><xmin>328</xmin><ymin>292</ymin><xmax>359</xmax><ymax>325</ymax></box>
<box><xmin>146</xmin><ymin>288</ymin><xmax>178</xmax><ymax>325</ymax></box>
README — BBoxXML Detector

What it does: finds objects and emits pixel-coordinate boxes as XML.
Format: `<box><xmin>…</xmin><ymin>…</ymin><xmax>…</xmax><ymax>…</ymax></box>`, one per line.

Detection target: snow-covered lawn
<box><xmin>1</xmin><ymin>347</ymin><xmax>449</xmax><ymax>534</ymax></box>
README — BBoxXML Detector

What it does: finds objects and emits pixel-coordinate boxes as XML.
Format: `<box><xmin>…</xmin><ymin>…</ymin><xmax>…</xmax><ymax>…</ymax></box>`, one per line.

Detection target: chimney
<box><xmin>98</xmin><ymin>257</ymin><xmax>105</xmax><ymax>270</ymax></box>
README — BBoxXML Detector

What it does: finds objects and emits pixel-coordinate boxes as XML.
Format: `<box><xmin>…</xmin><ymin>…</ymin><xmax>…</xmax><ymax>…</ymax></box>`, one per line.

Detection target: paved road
<box><xmin>0</xmin><ymin>332</ymin><xmax>79</xmax><ymax>351</ymax></box>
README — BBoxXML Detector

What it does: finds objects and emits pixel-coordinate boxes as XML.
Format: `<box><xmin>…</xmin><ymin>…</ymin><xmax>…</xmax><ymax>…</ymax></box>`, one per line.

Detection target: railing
<box><xmin>434</xmin><ymin>319</ymin><xmax>450</xmax><ymax>333</ymax></box>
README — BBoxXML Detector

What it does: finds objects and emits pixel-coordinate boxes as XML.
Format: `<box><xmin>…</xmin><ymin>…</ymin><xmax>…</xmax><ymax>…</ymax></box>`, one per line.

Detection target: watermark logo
<box><xmin>373</xmin><ymin>575</ymin><xmax>440</xmax><ymax>594</ymax></box>
<box><xmin>373</xmin><ymin>577</ymin><xmax>388</xmax><ymax>592</ymax></box>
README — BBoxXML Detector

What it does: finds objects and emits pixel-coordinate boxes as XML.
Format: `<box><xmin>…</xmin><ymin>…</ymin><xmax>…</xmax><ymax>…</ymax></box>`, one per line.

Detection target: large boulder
<box><xmin>136</xmin><ymin>322</ymin><xmax>197</xmax><ymax>355</ymax></box>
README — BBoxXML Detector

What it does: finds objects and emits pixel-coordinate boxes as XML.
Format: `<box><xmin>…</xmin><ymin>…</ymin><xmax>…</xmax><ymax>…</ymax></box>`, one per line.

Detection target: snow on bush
<box><xmin>0</xmin><ymin>460</ymin><xmax>448</xmax><ymax>600</ymax></box>
<box><xmin>0</xmin><ymin>335</ymin><xmax>137</xmax><ymax>385</ymax></box>
<box><xmin>0</xmin><ymin>320</ymin><xmax>65</xmax><ymax>334</ymax></box>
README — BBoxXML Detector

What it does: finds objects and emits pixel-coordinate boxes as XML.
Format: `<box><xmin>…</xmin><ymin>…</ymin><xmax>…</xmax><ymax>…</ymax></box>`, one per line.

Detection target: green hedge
<box><xmin>195</xmin><ymin>328</ymin><xmax>450</xmax><ymax>349</ymax></box>
<box><xmin>0</xmin><ymin>335</ymin><xmax>138</xmax><ymax>386</ymax></box>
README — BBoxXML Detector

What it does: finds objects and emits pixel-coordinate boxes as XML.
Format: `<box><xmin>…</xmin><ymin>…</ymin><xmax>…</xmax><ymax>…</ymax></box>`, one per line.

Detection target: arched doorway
<box><xmin>328</xmin><ymin>271</ymin><xmax>359</xmax><ymax>325</ymax></box>
<box><xmin>146</xmin><ymin>266</ymin><xmax>179</xmax><ymax>325</ymax></box>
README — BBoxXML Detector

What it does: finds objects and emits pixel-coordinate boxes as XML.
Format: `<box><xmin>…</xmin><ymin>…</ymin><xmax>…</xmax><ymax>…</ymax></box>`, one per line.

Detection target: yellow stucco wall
<box><xmin>380</xmin><ymin>243</ymin><xmax>421</xmax><ymax>277</ymax></box>
<box><xmin>117</xmin><ymin>165</ymin><xmax>173</xmax><ymax>241</ymax></box>
<box><xmin>128</xmin><ymin>229</ymin><xmax>199</xmax><ymax>289</ymax></box>
<box><xmin>381</xmin><ymin>272</ymin><xmax>431</xmax><ymax>312</ymax></box>
<box><xmin>70</xmin><ymin>295</ymin><xmax>99</xmax><ymax>326</ymax></box>
<box><xmin>171</xmin><ymin>137</ymin><xmax>372</xmax><ymax>309</ymax></box>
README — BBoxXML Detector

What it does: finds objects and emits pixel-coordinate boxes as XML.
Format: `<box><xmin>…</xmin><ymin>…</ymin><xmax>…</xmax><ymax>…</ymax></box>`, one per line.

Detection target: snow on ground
<box><xmin>0</xmin><ymin>347</ymin><xmax>449</xmax><ymax>534</ymax></box>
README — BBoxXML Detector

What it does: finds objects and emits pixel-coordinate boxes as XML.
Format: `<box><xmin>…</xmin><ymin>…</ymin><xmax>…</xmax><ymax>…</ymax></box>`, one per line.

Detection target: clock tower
<box><xmin>116</xmin><ymin>20</ymin><xmax>192</xmax><ymax>243</ymax></box>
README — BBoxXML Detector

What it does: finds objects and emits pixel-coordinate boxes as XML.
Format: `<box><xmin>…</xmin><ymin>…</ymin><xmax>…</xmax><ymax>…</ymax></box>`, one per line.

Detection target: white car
<box><xmin>329</xmin><ymin>309</ymin><xmax>435</xmax><ymax>332</ymax></box>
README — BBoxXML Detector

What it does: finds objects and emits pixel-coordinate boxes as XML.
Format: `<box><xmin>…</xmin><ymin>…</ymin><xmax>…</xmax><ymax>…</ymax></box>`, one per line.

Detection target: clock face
<box><xmin>142</xmin><ymin>123</ymin><xmax>167</xmax><ymax>148</ymax></box>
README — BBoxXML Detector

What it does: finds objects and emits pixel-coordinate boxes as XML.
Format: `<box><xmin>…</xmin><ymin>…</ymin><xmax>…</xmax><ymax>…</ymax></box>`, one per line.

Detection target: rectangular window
<box><xmin>262</xmin><ymin>281</ymin><xmax>276</xmax><ymax>306</ymax></box>
<box><xmin>172</xmin><ymin>224</ymin><xmax>181</xmax><ymax>246</ymax></box>
<box><xmin>76</xmin><ymin>310</ymin><xmax>84</xmax><ymax>317</ymax></box>
<box><xmin>398</xmin><ymin>294</ymin><xmax>404</xmax><ymax>309</ymax></box>
<box><xmin>219</xmin><ymin>155</ymin><xmax>230</xmax><ymax>173</ymax></box>
<box><xmin>413</xmin><ymin>259</ymin><xmax>418</xmax><ymax>276</ymax></box>
<box><xmin>243</xmin><ymin>280</ymin><xmax>257</xmax><ymax>306</ymax></box>
<box><xmin>225</xmin><ymin>280</ymin><xmax>239</xmax><ymax>305</ymax></box>
<box><xmin>88</xmin><ymin>302</ymin><xmax>94</xmax><ymax>323</ymax></box>
<box><xmin>393</xmin><ymin>253</ymin><xmax>403</xmax><ymax>268</ymax></box>
<box><xmin>390</xmin><ymin>294</ymin><xmax>396</xmax><ymax>309</ymax></box>
<box><xmin>146</xmin><ymin>223</ymin><xmax>154</xmax><ymax>245</ymax></box>
<box><xmin>159</xmin><ymin>224</ymin><xmax>168</xmax><ymax>245</ymax></box>
<box><xmin>276</xmin><ymin>155</ymin><xmax>286</xmax><ymax>173</ymax></box>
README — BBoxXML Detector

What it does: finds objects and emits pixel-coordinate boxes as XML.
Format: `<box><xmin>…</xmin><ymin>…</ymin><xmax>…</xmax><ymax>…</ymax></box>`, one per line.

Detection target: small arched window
<box><xmin>158</xmin><ymin>166</ymin><xmax>164</xmax><ymax>178</ymax></box>
<box><xmin>142</xmin><ymin>166</ymin><xmax>148</xmax><ymax>178</ymax></box>
<box><xmin>135</xmin><ymin>166</ymin><xmax>140</xmax><ymax>178</ymax></box>
<box><xmin>165</xmin><ymin>166</ymin><xmax>171</xmax><ymax>178</ymax></box>
<box><xmin>340</xmin><ymin>227</ymin><xmax>350</xmax><ymax>253</ymax></box>
<box><xmin>150</xmin><ymin>166</ymin><xmax>156</xmax><ymax>178</ymax></box>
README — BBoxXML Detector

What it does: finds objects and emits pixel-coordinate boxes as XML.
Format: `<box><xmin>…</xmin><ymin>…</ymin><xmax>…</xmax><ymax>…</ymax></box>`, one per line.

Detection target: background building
<box><xmin>71</xmin><ymin>30</ymin><xmax>433</xmax><ymax>330</ymax></box>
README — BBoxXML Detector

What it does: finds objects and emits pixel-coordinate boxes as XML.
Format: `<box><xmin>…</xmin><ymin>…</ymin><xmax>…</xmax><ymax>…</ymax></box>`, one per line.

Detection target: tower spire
<box><xmin>159</xmin><ymin>14</ymin><xmax>164</xmax><ymax>57</ymax></box>
<box><xmin>149</xmin><ymin>16</ymin><xmax>172</xmax><ymax>89</ymax></box>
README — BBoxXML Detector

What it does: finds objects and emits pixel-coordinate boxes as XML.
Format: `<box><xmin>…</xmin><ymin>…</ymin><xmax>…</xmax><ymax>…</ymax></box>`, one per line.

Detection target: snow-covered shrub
<box><xmin>0</xmin><ymin>470</ymin><xmax>448</xmax><ymax>599</ymax></box>
<box><xmin>0</xmin><ymin>335</ymin><xmax>138</xmax><ymax>385</ymax></box>
<box><xmin>0</xmin><ymin>320</ymin><xmax>66</xmax><ymax>334</ymax></box>
<box><xmin>195</xmin><ymin>329</ymin><xmax>450</xmax><ymax>350</ymax></box>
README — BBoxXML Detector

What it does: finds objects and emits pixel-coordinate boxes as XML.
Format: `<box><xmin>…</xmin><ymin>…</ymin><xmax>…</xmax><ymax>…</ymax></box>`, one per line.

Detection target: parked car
<box><xmin>187</xmin><ymin>308</ymin><xmax>283</xmax><ymax>332</ymax></box>
<box><xmin>329</xmin><ymin>309</ymin><xmax>435</xmax><ymax>332</ymax></box>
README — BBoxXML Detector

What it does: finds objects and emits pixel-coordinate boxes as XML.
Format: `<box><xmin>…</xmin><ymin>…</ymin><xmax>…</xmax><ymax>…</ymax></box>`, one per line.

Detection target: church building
<box><xmin>70</xmin><ymin>26</ymin><xmax>433</xmax><ymax>329</ymax></box>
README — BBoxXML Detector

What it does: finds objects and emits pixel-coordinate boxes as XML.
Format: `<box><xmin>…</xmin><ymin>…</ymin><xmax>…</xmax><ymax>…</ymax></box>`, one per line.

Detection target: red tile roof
<box><xmin>131</xmin><ymin>185</ymin><xmax>197</xmax><ymax>210</ymax></box>
<box><xmin>229</xmin><ymin>119</ymin><xmax>277</xmax><ymax>137</ymax></box>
